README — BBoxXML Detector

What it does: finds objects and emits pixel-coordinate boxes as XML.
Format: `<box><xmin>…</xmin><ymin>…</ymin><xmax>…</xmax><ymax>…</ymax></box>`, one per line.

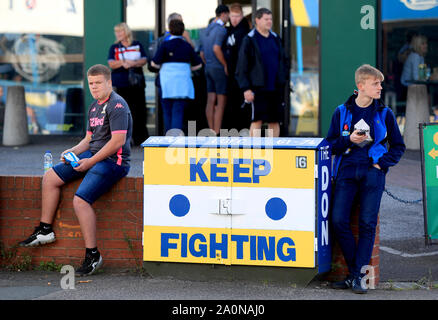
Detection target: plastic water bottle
<box><xmin>44</xmin><ymin>150</ymin><xmax>53</xmax><ymax>173</ymax></box>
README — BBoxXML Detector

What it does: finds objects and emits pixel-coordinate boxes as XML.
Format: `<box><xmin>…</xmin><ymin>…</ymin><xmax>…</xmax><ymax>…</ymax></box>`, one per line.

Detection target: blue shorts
<box><xmin>205</xmin><ymin>66</ymin><xmax>227</xmax><ymax>95</ymax></box>
<box><xmin>52</xmin><ymin>150</ymin><xmax>130</xmax><ymax>204</ymax></box>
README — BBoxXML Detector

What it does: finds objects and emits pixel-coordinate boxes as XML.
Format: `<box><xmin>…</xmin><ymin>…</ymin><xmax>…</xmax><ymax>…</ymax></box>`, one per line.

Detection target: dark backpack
<box><xmin>146</xmin><ymin>34</ymin><xmax>168</xmax><ymax>73</ymax></box>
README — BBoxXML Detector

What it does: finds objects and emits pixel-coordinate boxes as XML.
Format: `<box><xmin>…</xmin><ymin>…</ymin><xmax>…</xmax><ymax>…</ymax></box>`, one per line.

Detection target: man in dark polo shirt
<box><xmin>235</xmin><ymin>8</ymin><xmax>288</xmax><ymax>137</ymax></box>
<box><xmin>19</xmin><ymin>64</ymin><xmax>133</xmax><ymax>277</ymax></box>
<box><xmin>200</xmin><ymin>4</ymin><xmax>230</xmax><ymax>135</ymax></box>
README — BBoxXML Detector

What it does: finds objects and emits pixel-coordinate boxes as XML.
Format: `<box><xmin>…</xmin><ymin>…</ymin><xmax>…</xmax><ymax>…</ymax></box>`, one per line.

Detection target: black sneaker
<box><xmin>19</xmin><ymin>225</ymin><xmax>56</xmax><ymax>247</ymax></box>
<box><xmin>331</xmin><ymin>274</ymin><xmax>354</xmax><ymax>289</ymax></box>
<box><xmin>75</xmin><ymin>253</ymin><xmax>103</xmax><ymax>277</ymax></box>
<box><xmin>352</xmin><ymin>276</ymin><xmax>368</xmax><ymax>294</ymax></box>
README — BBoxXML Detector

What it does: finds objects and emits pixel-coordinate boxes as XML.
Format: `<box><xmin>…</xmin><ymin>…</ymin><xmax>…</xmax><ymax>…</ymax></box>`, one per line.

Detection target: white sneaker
<box><xmin>19</xmin><ymin>226</ymin><xmax>56</xmax><ymax>247</ymax></box>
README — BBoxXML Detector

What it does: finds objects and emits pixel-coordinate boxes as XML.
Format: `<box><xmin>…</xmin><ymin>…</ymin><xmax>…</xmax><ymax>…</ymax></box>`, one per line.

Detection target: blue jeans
<box><xmin>53</xmin><ymin>150</ymin><xmax>129</xmax><ymax>204</ymax></box>
<box><xmin>331</xmin><ymin>163</ymin><xmax>385</xmax><ymax>277</ymax></box>
<box><xmin>161</xmin><ymin>98</ymin><xmax>188</xmax><ymax>135</ymax></box>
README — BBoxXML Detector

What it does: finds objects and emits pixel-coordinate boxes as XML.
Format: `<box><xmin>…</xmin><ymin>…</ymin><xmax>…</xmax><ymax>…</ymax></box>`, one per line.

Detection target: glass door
<box><xmin>0</xmin><ymin>0</ymin><xmax>85</xmax><ymax>135</ymax></box>
<box><xmin>288</xmin><ymin>0</ymin><xmax>319</xmax><ymax>137</ymax></box>
<box><xmin>126</xmin><ymin>0</ymin><xmax>157</xmax><ymax>135</ymax></box>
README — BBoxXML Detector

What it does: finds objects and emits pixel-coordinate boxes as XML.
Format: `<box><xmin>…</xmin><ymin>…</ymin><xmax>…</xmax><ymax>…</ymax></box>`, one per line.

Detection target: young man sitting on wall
<box><xmin>19</xmin><ymin>64</ymin><xmax>133</xmax><ymax>277</ymax></box>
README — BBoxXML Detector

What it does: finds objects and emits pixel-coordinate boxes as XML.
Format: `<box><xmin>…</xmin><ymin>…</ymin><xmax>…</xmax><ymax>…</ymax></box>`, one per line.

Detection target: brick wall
<box><xmin>0</xmin><ymin>176</ymin><xmax>143</xmax><ymax>270</ymax></box>
<box><xmin>0</xmin><ymin>175</ymin><xmax>379</xmax><ymax>285</ymax></box>
<box><xmin>325</xmin><ymin>208</ymin><xmax>380</xmax><ymax>286</ymax></box>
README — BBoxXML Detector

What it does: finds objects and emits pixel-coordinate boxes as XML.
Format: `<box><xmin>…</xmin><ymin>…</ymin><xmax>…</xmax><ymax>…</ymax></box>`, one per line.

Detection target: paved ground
<box><xmin>0</xmin><ymin>270</ymin><xmax>437</xmax><ymax>301</ymax></box>
<box><xmin>0</xmin><ymin>135</ymin><xmax>437</xmax><ymax>300</ymax></box>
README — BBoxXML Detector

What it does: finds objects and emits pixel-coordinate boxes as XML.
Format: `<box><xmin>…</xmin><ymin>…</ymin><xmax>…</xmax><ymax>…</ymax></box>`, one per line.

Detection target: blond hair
<box><xmin>114</xmin><ymin>22</ymin><xmax>133</xmax><ymax>46</ymax></box>
<box><xmin>411</xmin><ymin>34</ymin><xmax>427</xmax><ymax>56</ymax></box>
<box><xmin>355</xmin><ymin>64</ymin><xmax>384</xmax><ymax>85</ymax></box>
<box><xmin>230</xmin><ymin>3</ymin><xmax>243</xmax><ymax>13</ymax></box>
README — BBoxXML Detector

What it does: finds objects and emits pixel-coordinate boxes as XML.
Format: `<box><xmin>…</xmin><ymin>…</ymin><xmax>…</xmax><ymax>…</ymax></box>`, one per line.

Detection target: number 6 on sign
<box><xmin>296</xmin><ymin>156</ymin><xmax>307</xmax><ymax>169</ymax></box>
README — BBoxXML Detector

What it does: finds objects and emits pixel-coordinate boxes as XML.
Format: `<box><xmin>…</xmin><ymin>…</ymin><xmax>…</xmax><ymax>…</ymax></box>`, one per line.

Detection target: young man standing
<box><xmin>200</xmin><ymin>4</ymin><xmax>230</xmax><ymax>135</ymax></box>
<box><xmin>19</xmin><ymin>64</ymin><xmax>133</xmax><ymax>277</ymax></box>
<box><xmin>235</xmin><ymin>8</ymin><xmax>288</xmax><ymax>137</ymax></box>
<box><xmin>327</xmin><ymin>64</ymin><xmax>405</xmax><ymax>293</ymax></box>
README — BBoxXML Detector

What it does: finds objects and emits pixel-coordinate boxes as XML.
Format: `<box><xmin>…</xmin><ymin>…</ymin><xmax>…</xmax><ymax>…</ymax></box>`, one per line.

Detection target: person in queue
<box><xmin>108</xmin><ymin>22</ymin><xmax>148</xmax><ymax>146</ymax></box>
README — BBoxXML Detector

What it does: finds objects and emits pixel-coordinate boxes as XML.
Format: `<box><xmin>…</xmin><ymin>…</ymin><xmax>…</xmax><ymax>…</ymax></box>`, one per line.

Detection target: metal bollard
<box><xmin>2</xmin><ymin>86</ymin><xmax>30</xmax><ymax>146</ymax></box>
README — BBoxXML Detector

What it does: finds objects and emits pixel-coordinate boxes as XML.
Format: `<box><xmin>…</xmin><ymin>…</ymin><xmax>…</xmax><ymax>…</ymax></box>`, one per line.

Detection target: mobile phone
<box><xmin>357</xmin><ymin>130</ymin><xmax>366</xmax><ymax>136</ymax></box>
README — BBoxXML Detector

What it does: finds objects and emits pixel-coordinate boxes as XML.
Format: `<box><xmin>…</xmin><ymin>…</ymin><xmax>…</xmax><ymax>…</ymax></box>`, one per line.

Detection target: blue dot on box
<box><xmin>265</xmin><ymin>197</ymin><xmax>287</xmax><ymax>220</ymax></box>
<box><xmin>169</xmin><ymin>194</ymin><xmax>190</xmax><ymax>217</ymax></box>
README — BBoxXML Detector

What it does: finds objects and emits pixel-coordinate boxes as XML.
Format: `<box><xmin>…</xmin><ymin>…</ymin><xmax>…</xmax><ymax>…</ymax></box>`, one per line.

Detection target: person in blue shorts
<box><xmin>19</xmin><ymin>64</ymin><xmax>133</xmax><ymax>277</ymax></box>
<box><xmin>327</xmin><ymin>64</ymin><xmax>405</xmax><ymax>293</ymax></box>
<box><xmin>200</xmin><ymin>4</ymin><xmax>230</xmax><ymax>135</ymax></box>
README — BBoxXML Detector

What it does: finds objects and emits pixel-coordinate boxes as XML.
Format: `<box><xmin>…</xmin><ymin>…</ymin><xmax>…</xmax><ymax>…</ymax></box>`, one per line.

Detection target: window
<box><xmin>126</xmin><ymin>0</ymin><xmax>157</xmax><ymax>134</ymax></box>
<box><xmin>165</xmin><ymin>0</ymin><xmax>218</xmax><ymax>52</ymax></box>
<box><xmin>0</xmin><ymin>0</ymin><xmax>84</xmax><ymax>135</ymax></box>
<box><xmin>381</xmin><ymin>0</ymin><xmax>438</xmax><ymax>133</ymax></box>
<box><xmin>289</xmin><ymin>0</ymin><xmax>319</xmax><ymax>137</ymax></box>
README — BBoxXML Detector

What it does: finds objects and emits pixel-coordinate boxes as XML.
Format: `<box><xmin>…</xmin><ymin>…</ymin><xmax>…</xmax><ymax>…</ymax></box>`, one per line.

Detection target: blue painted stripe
<box><xmin>296</xmin><ymin>27</ymin><xmax>303</xmax><ymax>75</ymax></box>
<box><xmin>303</xmin><ymin>0</ymin><xmax>319</xmax><ymax>27</ymax></box>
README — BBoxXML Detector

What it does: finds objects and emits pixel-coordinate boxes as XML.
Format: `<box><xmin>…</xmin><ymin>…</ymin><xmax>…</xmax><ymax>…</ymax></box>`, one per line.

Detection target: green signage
<box><xmin>420</xmin><ymin>123</ymin><xmax>438</xmax><ymax>244</ymax></box>
<box><xmin>320</xmin><ymin>0</ymin><xmax>377</xmax><ymax>136</ymax></box>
